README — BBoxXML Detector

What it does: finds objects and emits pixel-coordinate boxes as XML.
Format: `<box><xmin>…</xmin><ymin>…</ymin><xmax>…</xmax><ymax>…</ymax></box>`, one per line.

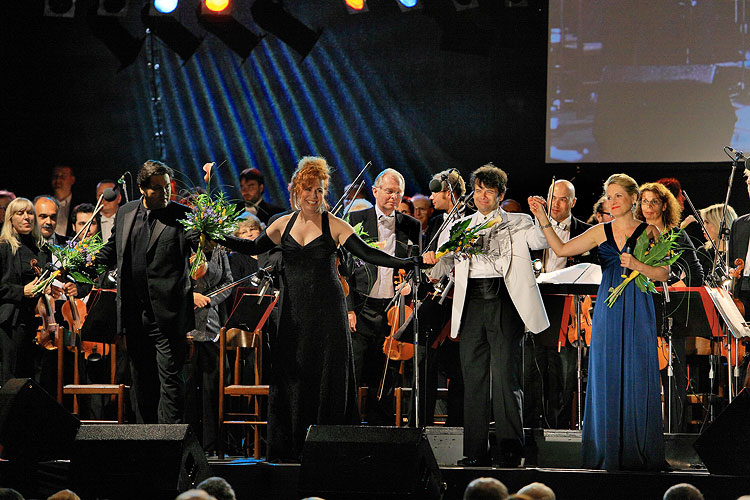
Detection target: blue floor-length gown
<box><xmin>582</xmin><ymin>222</ymin><xmax>665</xmax><ymax>471</ymax></box>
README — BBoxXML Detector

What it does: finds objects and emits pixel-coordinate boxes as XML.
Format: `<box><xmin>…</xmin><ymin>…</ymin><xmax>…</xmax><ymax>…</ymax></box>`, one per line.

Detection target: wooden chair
<box><xmin>63</xmin><ymin>342</ymin><xmax>128</xmax><ymax>423</ymax></box>
<box><xmin>217</xmin><ymin>289</ymin><xmax>278</xmax><ymax>459</ymax></box>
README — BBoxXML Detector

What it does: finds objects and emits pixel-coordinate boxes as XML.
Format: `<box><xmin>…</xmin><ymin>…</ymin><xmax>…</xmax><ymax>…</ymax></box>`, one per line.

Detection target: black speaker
<box><xmin>70</xmin><ymin>424</ymin><xmax>211</xmax><ymax>499</ymax></box>
<box><xmin>693</xmin><ymin>388</ymin><xmax>750</xmax><ymax>476</ymax></box>
<box><xmin>0</xmin><ymin>378</ymin><xmax>80</xmax><ymax>463</ymax></box>
<box><xmin>299</xmin><ymin>426</ymin><xmax>445</xmax><ymax>500</ymax></box>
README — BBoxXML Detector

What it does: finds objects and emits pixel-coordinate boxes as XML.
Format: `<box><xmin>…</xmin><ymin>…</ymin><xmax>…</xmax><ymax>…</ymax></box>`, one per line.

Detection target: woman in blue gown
<box><xmin>528</xmin><ymin>174</ymin><xmax>667</xmax><ymax>471</ymax></box>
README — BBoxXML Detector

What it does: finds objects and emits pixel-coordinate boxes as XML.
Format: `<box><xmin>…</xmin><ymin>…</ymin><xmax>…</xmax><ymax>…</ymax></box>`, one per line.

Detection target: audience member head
<box><xmin>501</xmin><ymin>199</ymin><xmax>522</xmax><ymax>213</ymax></box>
<box><xmin>656</xmin><ymin>177</ymin><xmax>685</xmax><ymax>210</ymax></box>
<box><xmin>517</xmin><ymin>482</ymin><xmax>555</xmax><ymax>500</ymax></box>
<box><xmin>0</xmin><ymin>197</ymin><xmax>43</xmax><ymax>253</ymax></box>
<box><xmin>47</xmin><ymin>490</ymin><xmax>81</xmax><ymax>500</ymax></box>
<box><xmin>411</xmin><ymin>194</ymin><xmax>433</xmax><ymax>228</ymax></box>
<box><xmin>289</xmin><ymin>156</ymin><xmax>330</xmax><ymax>214</ymax></box>
<box><xmin>745</xmin><ymin>167</ymin><xmax>750</xmax><ymax>198</ymax></box>
<box><xmin>51</xmin><ymin>165</ymin><xmax>76</xmax><ymax>200</ymax></box>
<box><xmin>603</xmin><ymin>173</ymin><xmax>639</xmax><ymax>219</ymax></box>
<box><xmin>175</xmin><ymin>489</ymin><xmax>216</xmax><ymax>500</ymax></box>
<box><xmin>96</xmin><ymin>179</ymin><xmax>122</xmax><ymax>217</ymax></box>
<box><xmin>239</xmin><ymin>167</ymin><xmax>266</xmax><ymax>205</ymax></box>
<box><xmin>398</xmin><ymin>196</ymin><xmax>414</xmax><ymax>217</ymax></box>
<box><xmin>0</xmin><ymin>488</ymin><xmax>24</xmax><ymax>500</ymax></box>
<box><xmin>430</xmin><ymin>169</ymin><xmax>466</xmax><ymax>213</ymax></box>
<box><xmin>463</xmin><ymin>477</ymin><xmax>509</xmax><ymax>500</ymax></box>
<box><xmin>33</xmin><ymin>195</ymin><xmax>59</xmax><ymax>240</ymax></box>
<box><xmin>663</xmin><ymin>482</ymin><xmax>704</xmax><ymax>500</ymax></box>
<box><xmin>699</xmin><ymin>203</ymin><xmax>738</xmax><ymax>249</ymax></box>
<box><xmin>0</xmin><ymin>190</ymin><xmax>16</xmax><ymax>221</ymax></box>
<box><xmin>506</xmin><ymin>495</ymin><xmax>532</xmax><ymax>500</ymax></box>
<box><xmin>470</xmin><ymin>163</ymin><xmax>508</xmax><ymax>216</ymax></box>
<box><xmin>137</xmin><ymin>160</ymin><xmax>173</xmax><ymax>210</ymax></box>
<box><xmin>635</xmin><ymin>182</ymin><xmax>682</xmax><ymax>229</ymax></box>
<box><xmin>71</xmin><ymin>203</ymin><xmax>101</xmax><ymax>240</ymax></box>
<box><xmin>197</xmin><ymin>476</ymin><xmax>236</xmax><ymax>500</ymax></box>
<box><xmin>372</xmin><ymin>168</ymin><xmax>405</xmax><ymax>216</ymax></box>
<box><xmin>547</xmin><ymin>179</ymin><xmax>576</xmax><ymax>223</ymax></box>
<box><xmin>235</xmin><ymin>215</ymin><xmax>265</xmax><ymax>240</ymax></box>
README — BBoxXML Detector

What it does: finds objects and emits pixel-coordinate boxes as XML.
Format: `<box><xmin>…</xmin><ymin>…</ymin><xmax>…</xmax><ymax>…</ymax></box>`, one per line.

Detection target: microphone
<box><xmin>621</xmin><ymin>245</ymin><xmax>631</xmax><ymax>278</ymax></box>
<box><xmin>428</xmin><ymin>178</ymin><xmax>444</xmax><ymax>193</ymax></box>
<box><xmin>102</xmin><ymin>188</ymin><xmax>118</xmax><ymax>202</ymax></box>
<box><xmin>116</xmin><ymin>172</ymin><xmax>128</xmax><ymax>184</ymax></box>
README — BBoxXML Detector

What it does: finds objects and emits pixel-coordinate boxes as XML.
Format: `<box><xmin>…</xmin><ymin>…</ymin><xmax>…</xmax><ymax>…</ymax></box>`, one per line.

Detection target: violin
<box><xmin>62</xmin><ymin>294</ymin><xmax>110</xmax><ymax>361</ymax></box>
<box><xmin>30</xmin><ymin>259</ymin><xmax>59</xmax><ymax>350</ymax></box>
<box><xmin>566</xmin><ymin>295</ymin><xmax>592</xmax><ymax>347</ymax></box>
<box><xmin>376</xmin><ymin>270</ymin><xmax>414</xmax><ymax>400</ymax></box>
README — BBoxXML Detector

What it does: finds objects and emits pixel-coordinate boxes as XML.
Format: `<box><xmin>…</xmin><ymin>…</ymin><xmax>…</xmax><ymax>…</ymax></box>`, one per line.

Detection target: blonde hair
<box><xmin>0</xmin><ymin>197</ymin><xmax>44</xmax><ymax>254</ymax></box>
<box><xmin>289</xmin><ymin>156</ymin><xmax>330</xmax><ymax>213</ymax></box>
<box><xmin>700</xmin><ymin>203</ymin><xmax>738</xmax><ymax>249</ymax></box>
<box><xmin>635</xmin><ymin>182</ymin><xmax>682</xmax><ymax>229</ymax></box>
<box><xmin>603</xmin><ymin>173</ymin><xmax>639</xmax><ymax>213</ymax></box>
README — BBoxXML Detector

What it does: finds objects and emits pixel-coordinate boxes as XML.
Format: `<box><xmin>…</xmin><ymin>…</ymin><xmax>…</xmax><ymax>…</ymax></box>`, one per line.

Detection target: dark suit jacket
<box><xmin>729</xmin><ymin>214</ymin><xmax>750</xmax><ymax>266</ymax></box>
<box><xmin>0</xmin><ymin>241</ymin><xmax>49</xmax><ymax>326</ymax></box>
<box><xmin>237</xmin><ymin>199</ymin><xmax>285</xmax><ymax>226</ymax></box>
<box><xmin>345</xmin><ymin>207</ymin><xmax>421</xmax><ymax>311</ymax></box>
<box><xmin>96</xmin><ymin>199</ymin><xmax>199</xmax><ymax>338</ymax></box>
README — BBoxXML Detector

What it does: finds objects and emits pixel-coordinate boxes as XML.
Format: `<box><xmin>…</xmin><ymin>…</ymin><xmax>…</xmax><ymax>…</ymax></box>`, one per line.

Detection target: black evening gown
<box><xmin>269</xmin><ymin>211</ymin><xmax>357</xmax><ymax>461</ymax></box>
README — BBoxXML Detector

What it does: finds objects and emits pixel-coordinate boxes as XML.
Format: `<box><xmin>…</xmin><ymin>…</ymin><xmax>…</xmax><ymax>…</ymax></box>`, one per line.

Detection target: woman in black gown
<box><xmin>220</xmin><ymin>156</ymin><xmax>417</xmax><ymax>461</ymax></box>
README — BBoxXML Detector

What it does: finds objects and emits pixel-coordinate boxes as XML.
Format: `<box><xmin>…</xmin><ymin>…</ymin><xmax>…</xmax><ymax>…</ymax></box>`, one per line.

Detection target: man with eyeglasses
<box><xmin>345</xmin><ymin>168</ymin><xmax>421</xmax><ymax>425</ymax></box>
<box><xmin>0</xmin><ymin>190</ymin><xmax>15</xmax><ymax>223</ymax></box>
<box><xmin>96</xmin><ymin>160</ymin><xmax>199</xmax><ymax>424</ymax></box>
<box><xmin>525</xmin><ymin>179</ymin><xmax>598</xmax><ymax>431</ymax></box>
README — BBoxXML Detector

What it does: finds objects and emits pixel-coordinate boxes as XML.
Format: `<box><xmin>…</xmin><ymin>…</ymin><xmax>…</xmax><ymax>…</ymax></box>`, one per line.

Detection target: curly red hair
<box><xmin>289</xmin><ymin>156</ymin><xmax>330</xmax><ymax>213</ymax></box>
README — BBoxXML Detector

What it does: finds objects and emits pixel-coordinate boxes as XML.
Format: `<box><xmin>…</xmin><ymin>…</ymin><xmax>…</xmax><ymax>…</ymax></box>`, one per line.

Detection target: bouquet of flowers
<box><xmin>350</xmin><ymin>221</ymin><xmax>381</xmax><ymax>249</ymax></box>
<box><xmin>179</xmin><ymin>162</ymin><xmax>244</xmax><ymax>279</ymax></box>
<box><xmin>435</xmin><ymin>213</ymin><xmax>503</xmax><ymax>260</ymax></box>
<box><xmin>31</xmin><ymin>234</ymin><xmax>108</xmax><ymax>295</ymax></box>
<box><xmin>604</xmin><ymin>228</ymin><xmax>683</xmax><ymax>307</ymax></box>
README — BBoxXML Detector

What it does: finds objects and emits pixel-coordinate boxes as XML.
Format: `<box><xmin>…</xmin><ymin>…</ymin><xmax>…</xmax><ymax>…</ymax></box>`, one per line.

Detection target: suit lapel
<box><xmin>364</xmin><ymin>208</ymin><xmax>378</xmax><ymax>244</ymax></box>
<box><xmin>148</xmin><ymin>219</ymin><xmax>167</xmax><ymax>252</ymax></box>
<box><xmin>119</xmin><ymin>203</ymin><xmax>138</xmax><ymax>256</ymax></box>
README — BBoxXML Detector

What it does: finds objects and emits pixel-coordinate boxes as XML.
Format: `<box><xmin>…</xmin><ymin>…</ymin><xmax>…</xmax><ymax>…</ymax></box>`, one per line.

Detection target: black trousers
<box><xmin>460</xmin><ymin>279</ymin><xmax>525</xmax><ymax>459</ymax></box>
<box><xmin>523</xmin><ymin>339</ymin><xmax>577</xmax><ymax>429</ymax></box>
<box><xmin>350</xmin><ymin>294</ymin><xmax>400</xmax><ymax>426</ymax></box>
<box><xmin>124</xmin><ymin>306</ymin><xmax>186</xmax><ymax>424</ymax></box>
<box><xmin>184</xmin><ymin>341</ymin><xmax>223</xmax><ymax>451</ymax></box>
<box><xmin>0</xmin><ymin>317</ymin><xmax>36</xmax><ymax>386</ymax></box>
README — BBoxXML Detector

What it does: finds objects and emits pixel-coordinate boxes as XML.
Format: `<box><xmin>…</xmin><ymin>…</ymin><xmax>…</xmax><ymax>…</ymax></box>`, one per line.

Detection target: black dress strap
<box><xmin>603</xmin><ymin>222</ymin><xmax>615</xmax><ymax>247</ymax></box>
<box><xmin>623</xmin><ymin>222</ymin><xmax>648</xmax><ymax>253</ymax></box>
<box><xmin>282</xmin><ymin>211</ymin><xmax>299</xmax><ymax>241</ymax></box>
<box><xmin>321</xmin><ymin>211</ymin><xmax>331</xmax><ymax>237</ymax></box>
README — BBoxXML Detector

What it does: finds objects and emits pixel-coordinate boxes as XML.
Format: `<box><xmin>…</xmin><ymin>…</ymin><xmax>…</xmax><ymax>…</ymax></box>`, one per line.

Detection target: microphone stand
<box><xmin>710</xmin><ymin>151</ymin><xmax>741</xmax><ymax>282</ymax></box>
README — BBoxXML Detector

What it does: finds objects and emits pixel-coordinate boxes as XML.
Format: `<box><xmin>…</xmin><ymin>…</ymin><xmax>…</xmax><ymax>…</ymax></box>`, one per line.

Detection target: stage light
<box><xmin>44</xmin><ymin>0</ymin><xmax>76</xmax><ymax>18</ymax></box>
<box><xmin>204</xmin><ymin>0</ymin><xmax>230</xmax><ymax>13</ymax></box>
<box><xmin>198</xmin><ymin>3</ymin><xmax>262</xmax><ymax>59</ymax></box>
<box><xmin>396</xmin><ymin>0</ymin><xmax>421</xmax><ymax>11</ymax></box>
<box><xmin>153</xmin><ymin>0</ymin><xmax>178</xmax><ymax>14</ymax></box>
<box><xmin>97</xmin><ymin>0</ymin><xmax>128</xmax><ymax>17</ymax></box>
<box><xmin>451</xmin><ymin>0</ymin><xmax>478</xmax><ymax>10</ymax></box>
<box><xmin>143</xmin><ymin>1</ymin><xmax>202</xmax><ymax>60</ymax></box>
<box><xmin>251</xmin><ymin>0</ymin><xmax>321</xmax><ymax>59</ymax></box>
<box><xmin>344</xmin><ymin>0</ymin><xmax>368</xmax><ymax>13</ymax></box>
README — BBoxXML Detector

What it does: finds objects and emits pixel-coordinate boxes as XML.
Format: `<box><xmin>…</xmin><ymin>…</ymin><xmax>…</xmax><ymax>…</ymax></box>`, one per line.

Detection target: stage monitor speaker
<box><xmin>70</xmin><ymin>424</ymin><xmax>211</xmax><ymax>499</ymax></box>
<box><xmin>299</xmin><ymin>426</ymin><xmax>446</xmax><ymax>500</ymax></box>
<box><xmin>693</xmin><ymin>388</ymin><xmax>750</xmax><ymax>476</ymax></box>
<box><xmin>0</xmin><ymin>378</ymin><xmax>80</xmax><ymax>463</ymax></box>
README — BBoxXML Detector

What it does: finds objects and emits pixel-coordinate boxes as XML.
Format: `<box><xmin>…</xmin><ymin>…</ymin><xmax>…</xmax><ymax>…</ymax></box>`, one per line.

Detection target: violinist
<box><xmin>425</xmin><ymin>164</ymin><xmax>550</xmax><ymax>467</ymax></box>
<box><xmin>525</xmin><ymin>179</ymin><xmax>596</xmax><ymax>431</ymax></box>
<box><xmin>728</xmin><ymin>168</ymin><xmax>750</xmax><ymax>385</ymax></box>
<box><xmin>0</xmin><ymin>198</ymin><xmax>53</xmax><ymax>384</ymax></box>
<box><xmin>635</xmin><ymin>182</ymin><xmax>703</xmax><ymax>433</ymax></box>
<box><xmin>345</xmin><ymin>168</ymin><xmax>422</xmax><ymax>426</ymax></box>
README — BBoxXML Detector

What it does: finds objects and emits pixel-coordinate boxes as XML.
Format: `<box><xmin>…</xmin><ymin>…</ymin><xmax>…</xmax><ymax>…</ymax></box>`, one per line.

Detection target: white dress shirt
<box><xmin>543</xmin><ymin>214</ymin><xmax>572</xmax><ymax>272</ymax></box>
<box><xmin>55</xmin><ymin>193</ymin><xmax>72</xmax><ymax>237</ymax></box>
<box><xmin>466</xmin><ymin>209</ymin><xmax>505</xmax><ymax>279</ymax></box>
<box><xmin>100</xmin><ymin>213</ymin><xmax>116</xmax><ymax>242</ymax></box>
<box><xmin>369</xmin><ymin>206</ymin><xmax>396</xmax><ymax>298</ymax></box>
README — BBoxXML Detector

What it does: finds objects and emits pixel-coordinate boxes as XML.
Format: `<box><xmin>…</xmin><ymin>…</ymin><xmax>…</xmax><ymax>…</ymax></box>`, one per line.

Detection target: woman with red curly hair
<box><xmin>221</xmin><ymin>156</ymin><xmax>417</xmax><ymax>462</ymax></box>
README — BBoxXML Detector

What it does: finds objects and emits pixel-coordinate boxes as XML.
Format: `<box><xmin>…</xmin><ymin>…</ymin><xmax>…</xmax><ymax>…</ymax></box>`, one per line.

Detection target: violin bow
<box><xmin>331</xmin><ymin>161</ymin><xmax>372</xmax><ymax>216</ymax></box>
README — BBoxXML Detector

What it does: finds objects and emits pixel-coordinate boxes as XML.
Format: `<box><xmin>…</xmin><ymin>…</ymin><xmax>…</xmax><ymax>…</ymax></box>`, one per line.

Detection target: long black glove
<box><xmin>343</xmin><ymin>233</ymin><xmax>416</xmax><ymax>269</ymax></box>
<box><xmin>220</xmin><ymin>231</ymin><xmax>277</xmax><ymax>256</ymax></box>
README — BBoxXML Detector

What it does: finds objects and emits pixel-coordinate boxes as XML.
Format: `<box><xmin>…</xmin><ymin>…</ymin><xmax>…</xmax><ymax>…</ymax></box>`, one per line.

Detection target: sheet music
<box><xmin>537</xmin><ymin>262</ymin><xmax>602</xmax><ymax>285</ymax></box>
<box><xmin>705</xmin><ymin>286</ymin><xmax>750</xmax><ymax>339</ymax></box>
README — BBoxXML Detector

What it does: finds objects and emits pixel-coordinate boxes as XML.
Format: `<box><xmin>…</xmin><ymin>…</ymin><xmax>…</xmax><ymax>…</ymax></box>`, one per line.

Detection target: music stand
<box><xmin>80</xmin><ymin>288</ymin><xmax>118</xmax><ymax>343</ymax></box>
<box><xmin>706</xmin><ymin>286</ymin><xmax>750</xmax><ymax>400</ymax></box>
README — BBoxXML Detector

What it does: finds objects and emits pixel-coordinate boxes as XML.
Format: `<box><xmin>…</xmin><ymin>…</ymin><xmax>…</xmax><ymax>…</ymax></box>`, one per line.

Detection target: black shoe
<box><xmin>457</xmin><ymin>457</ymin><xmax>492</xmax><ymax>467</ymax></box>
<box><xmin>494</xmin><ymin>453</ymin><xmax>523</xmax><ymax>468</ymax></box>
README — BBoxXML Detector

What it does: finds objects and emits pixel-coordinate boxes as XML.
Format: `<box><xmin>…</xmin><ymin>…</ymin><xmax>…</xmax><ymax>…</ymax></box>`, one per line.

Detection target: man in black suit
<box><xmin>729</xmin><ymin>168</ymin><xmax>750</xmax><ymax>314</ymax></box>
<box><xmin>50</xmin><ymin>165</ymin><xmax>78</xmax><ymax>238</ymax></box>
<box><xmin>238</xmin><ymin>168</ymin><xmax>284</xmax><ymax>225</ymax></box>
<box><xmin>96</xmin><ymin>160</ymin><xmax>199</xmax><ymax>423</ymax></box>
<box><xmin>525</xmin><ymin>179</ymin><xmax>596</xmax><ymax>429</ymax></box>
<box><xmin>346</xmin><ymin>168</ymin><xmax>421</xmax><ymax>425</ymax></box>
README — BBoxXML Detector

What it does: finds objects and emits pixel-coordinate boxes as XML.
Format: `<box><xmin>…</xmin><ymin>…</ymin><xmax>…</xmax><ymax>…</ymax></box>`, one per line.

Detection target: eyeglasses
<box><xmin>377</xmin><ymin>188</ymin><xmax>402</xmax><ymax>197</ymax></box>
<box><xmin>640</xmin><ymin>199</ymin><xmax>663</xmax><ymax>207</ymax></box>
